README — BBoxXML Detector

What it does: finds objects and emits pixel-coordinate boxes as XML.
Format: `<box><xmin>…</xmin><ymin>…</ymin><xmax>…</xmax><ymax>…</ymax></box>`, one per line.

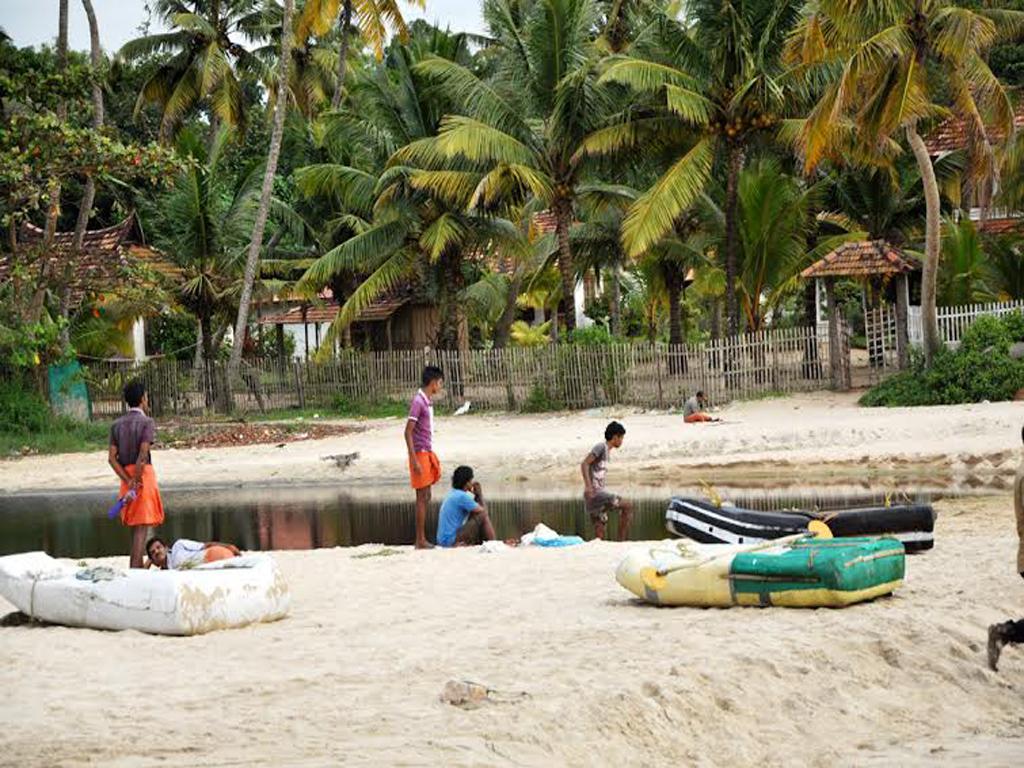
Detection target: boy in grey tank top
<box><xmin>581</xmin><ymin>421</ymin><xmax>633</xmax><ymax>540</ymax></box>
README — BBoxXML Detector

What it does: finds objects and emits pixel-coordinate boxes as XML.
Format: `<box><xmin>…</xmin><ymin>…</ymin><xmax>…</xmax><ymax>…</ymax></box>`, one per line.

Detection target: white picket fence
<box><xmin>867</xmin><ymin>299</ymin><xmax>1024</xmax><ymax>375</ymax></box>
<box><xmin>907</xmin><ymin>300</ymin><xmax>1024</xmax><ymax>345</ymax></box>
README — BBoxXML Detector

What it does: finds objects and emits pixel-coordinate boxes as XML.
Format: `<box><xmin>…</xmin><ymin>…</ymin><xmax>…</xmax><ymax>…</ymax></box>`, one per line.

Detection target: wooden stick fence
<box><xmin>81</xmin><ymin>325</ymin><xmax>842</xmax><ymax>420</ymax></box>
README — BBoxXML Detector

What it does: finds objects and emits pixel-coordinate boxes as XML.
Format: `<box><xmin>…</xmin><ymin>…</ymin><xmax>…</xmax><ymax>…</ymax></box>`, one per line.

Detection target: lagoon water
<box><xmin>0</xmin><ymin>478</ymin><xmax>998</xmax><ymax>558</ymax></box>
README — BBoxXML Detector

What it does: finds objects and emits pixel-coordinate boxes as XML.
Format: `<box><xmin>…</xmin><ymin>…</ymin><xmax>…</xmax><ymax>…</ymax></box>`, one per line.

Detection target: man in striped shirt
<box><xmin>405</xmin><ymin>365</ymin><xmax>444</xmax><ymax>549</ymax></box>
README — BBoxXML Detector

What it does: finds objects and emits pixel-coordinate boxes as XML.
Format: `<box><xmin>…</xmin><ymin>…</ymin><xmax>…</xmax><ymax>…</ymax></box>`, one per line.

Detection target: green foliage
<box><xmin>565</xmin><ymin>324</ymin><xmax>617</xmax><ymax>345</ymax></box>
<box><xmin>330</xmin><ymin>395</ymin><xmax>408</xmax><ymax>419</ymax></box>
<box><xmin>0</xmin><ymin>313</ymin><xmax>63</xmax><ymax>369</ymax></box>
<box><xmin>521</xmin><ymin>382</ymin><xmax>563</xmax><ymax>413</ymax></box>
<box><xmin>0</xmin><ymin>380</ymin><xmax>109</xmax><ymax>455</ymax></box>
<box><xmin>510</xmin><ymin>320</ymin><xmax>551</xmax><ymax>346</ymax></box>
<box><xmin>861</xmin><ymin>314</ymin><xmax>1024</xmax><ymax>406</ymax></box>
<box><xmin>146</xmin><ymin>312</ymin><xmax>199</xmax><ymax>360</ymax></box>
<box><xmin>253</xmin><ymin>329</ymin><xmax>297</xmax><ymax>359</ymax></box>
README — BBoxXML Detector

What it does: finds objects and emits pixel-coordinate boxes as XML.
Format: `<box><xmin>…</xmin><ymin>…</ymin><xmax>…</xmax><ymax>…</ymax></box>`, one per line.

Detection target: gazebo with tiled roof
<box><xmin>801</xmin><ymin>240</ymin><xmax>920</xmax><ymax>371</ymax></box>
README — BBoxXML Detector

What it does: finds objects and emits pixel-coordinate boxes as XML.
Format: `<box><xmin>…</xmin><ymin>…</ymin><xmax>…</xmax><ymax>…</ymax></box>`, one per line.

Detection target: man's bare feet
<box><xmin>988</xmin><ymin>623</ymin><xmax>1008</xmax><ymax>671</ymax></box>
<box><xmin>415</xmin><ymin>540</ymin><xmax>435</xmax><ymax>550</ymax></box>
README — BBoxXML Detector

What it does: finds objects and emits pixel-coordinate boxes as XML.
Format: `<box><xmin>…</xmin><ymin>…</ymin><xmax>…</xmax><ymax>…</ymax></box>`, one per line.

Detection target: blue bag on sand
<box><xmin>533</xmin><ymin>535</ymin><xmax>584</xmax><ymax>547</ymax></box>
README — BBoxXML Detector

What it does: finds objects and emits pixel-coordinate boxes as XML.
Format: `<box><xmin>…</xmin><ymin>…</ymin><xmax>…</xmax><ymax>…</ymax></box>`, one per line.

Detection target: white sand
<box><xmin>0</xmin><ymin>391</ymin><xmax>1021</xmax><ymax>494</ymax></box>
<box><xmin>1</xmin><ymin>495</ymin><xmax>1023</xmax><ymax>766</ymax></box>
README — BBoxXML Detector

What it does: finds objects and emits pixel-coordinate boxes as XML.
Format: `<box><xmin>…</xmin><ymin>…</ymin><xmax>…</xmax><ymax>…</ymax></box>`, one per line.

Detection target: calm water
<box><xmin>0</xmin><ymin>481</ymin><xmax>999</xmax><ymax>559</ymax></box>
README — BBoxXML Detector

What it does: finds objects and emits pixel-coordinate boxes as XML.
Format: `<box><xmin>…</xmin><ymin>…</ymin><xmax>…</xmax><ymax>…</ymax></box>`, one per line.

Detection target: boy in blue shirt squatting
<box><xmin>436</xmin><ymin>466</ymin><xmax>497</xmax><ymax>547</ymax></box>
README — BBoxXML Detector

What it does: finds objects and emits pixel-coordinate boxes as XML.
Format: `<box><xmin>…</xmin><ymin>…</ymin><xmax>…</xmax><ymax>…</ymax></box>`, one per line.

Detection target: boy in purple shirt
<box><xmin>405</xmin><ymin>365</ymin><xmax>444</xmax><ymax>548</ymax></box>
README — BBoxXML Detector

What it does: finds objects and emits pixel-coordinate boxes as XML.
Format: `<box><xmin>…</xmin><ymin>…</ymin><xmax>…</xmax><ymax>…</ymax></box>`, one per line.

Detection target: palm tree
<box><xmin>295</xmin><ymin>40</ymin><xmax>516</xmax><ymax>351</ymax></box>
<box><xmin>228</xmin><ymin>0</ymin><xmax>294</xmax><ymax>381</ymax></box>
<box><xmin>734</xmin><ymin>158</ymin><xmax>853</xmax><ymax>332</ymax></box>
<box><xmin>787</xmin><ymin>0</ymin><xmax>1024</xmax><ymax>364</ymax></box>
<box><xmin>407</xmin><ymin>0</ymin><xmax>611</xmax><ymax>334</ymax></box>
<box><xmin>60</xmin><ymin>0</ymin><xmax>107</xmax><ymax>352</ymax></box>
<box><xmin>255</xmin><ymin>0</ymin><xmax>337</xmax><ymax>118</ymax></box>
<box><xmin>938</xmin><ymin>217</ymin><xmax>995</xmax><ymax>305</ymax></box>
<box><xmin>584</xmin><ymin>0</ymin><xmax>804</xmax><ymax>336</ymax></box>
<box><xmin>296</xmin><ymin>0</ymin><xmax>420</xmax><ymax>108</ymax></box>
<box><xmin>146</xmin><ymin>126</ymin><xmax>261</xmax><ymax>365</ymax></box>
<box><xmin>119</xmin><ymin>0</ymin><xmax>267</xmax><ymax>140</ymax></box>
<box><xmin>987</xmin><ymin>234</ymin><xmax>1024</xmax><ymax>301</ymax></box>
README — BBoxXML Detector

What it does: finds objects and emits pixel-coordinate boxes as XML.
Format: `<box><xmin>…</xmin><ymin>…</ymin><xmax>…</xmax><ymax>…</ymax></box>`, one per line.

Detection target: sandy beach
<box><xmin>0</xmin><ymin>392</ymin><xmax>1021</xmax><ymax>495</ymax></box>
<box><xmin>1</xmin><ymin>393</ymin><xmax>1023</xmax><ymax>765</ymax></box>
<box><xmin>0</xmin><ymin>493</ymin><xmax>1022</xmax><ymax>766</ymax></box>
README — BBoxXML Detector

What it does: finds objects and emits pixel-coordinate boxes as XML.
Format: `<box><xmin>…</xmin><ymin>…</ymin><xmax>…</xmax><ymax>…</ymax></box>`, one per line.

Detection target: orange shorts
<box><xmin>204</xmin><ymin>545</ymin><xmax>236</xmax><ymax>563</ymax></box>
<box><xmin>684</xmin><ymin>413</ymin><xmax>714</xmax><ymax>423</ymax></box>
<box><xmin>409</xmin><ymin>450</ymin><xmax>441</xmax><ymax>490</ymax></box>
<box><xmin>119</xmin><ymin>464</ymin><xmax>165</xmax><ymax>527</ymax></box>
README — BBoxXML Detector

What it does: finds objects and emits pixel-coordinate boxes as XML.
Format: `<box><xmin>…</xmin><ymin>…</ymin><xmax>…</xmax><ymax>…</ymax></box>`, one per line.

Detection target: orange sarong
<box><xmin>119</xmin><ymin>464</ymin><xmax>165</xmax><ymax>527</ymax></box>
<box><xmin>684</xmin><ymin>413</ymin><xmax>714</xmax><ymax>423</ymax></box>
<box><xmin>409</xmin><ymin>450</ymin><xmax>441</xmax><ymax>490</ymax></box>
<box><xmin>204</xmin><ymin>545</ymin><xmax>235</xmax><ymax>563</ymax></box>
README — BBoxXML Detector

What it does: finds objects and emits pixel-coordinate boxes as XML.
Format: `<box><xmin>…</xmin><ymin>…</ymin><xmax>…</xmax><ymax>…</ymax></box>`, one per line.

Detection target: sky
<box><xmin>3</xmin><ymin>0</ymin><xmax>486</xmax><ymax>54</ymax></box>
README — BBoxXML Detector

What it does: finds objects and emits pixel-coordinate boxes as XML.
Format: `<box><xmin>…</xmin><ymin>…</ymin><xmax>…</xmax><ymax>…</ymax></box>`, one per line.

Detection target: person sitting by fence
<box><xmin>581</xmin><ymin>422</ymin><xmax>633</xmax><ymax>541</ymax></box>
<box><xmin>436</xmin><ymin>466</ymin><xmax>497</xmax><ymax>547</ymax></box>
<box><xmin>683</xmin><ymin>391</ymin><xmax>720</xmax><ymax>423</ymax></box>
<box><xmin>145</xmin><ymin>536</ymin><xmax>242</xmax><ymax>570</ymax></box>
<box><xmin>108</xmin><ymin>379</ymin><xmax>165</xmax><ymax>568</ymax></box>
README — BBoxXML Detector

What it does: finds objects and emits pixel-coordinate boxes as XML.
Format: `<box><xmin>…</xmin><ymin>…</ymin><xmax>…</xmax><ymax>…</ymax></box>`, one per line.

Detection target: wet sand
<box><xmin>1</xmin><ymin>494</ymin><xmax>1022</xmax><ymax>766</ymax></box>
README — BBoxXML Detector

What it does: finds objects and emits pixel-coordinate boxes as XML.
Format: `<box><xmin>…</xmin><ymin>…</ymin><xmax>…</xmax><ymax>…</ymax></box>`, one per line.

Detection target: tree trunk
<box><xmin>667</xmin><ymin>273</ymin><xmax>683</xmax><ymax>346</ymax></box>
<box><xmin>553</xmin><ymin>197</ymin><xmax>577</xmax><ymax>336</ymax></box>
<box><xmin>59</xmin><ymin>0</ymin><xmax>105</xmax><ymax>353</ymax></box>
<box><xmin>28</xmin><ymin>0</ymin><xmax>70</xmax><ymax>325</ymax></box>
<box><xmin>723</xmin><ymin>143</ymin><xmax>745</xmax><ymax>336</ymax></box>
<box><xmin>436</xmin><ymin>250</ymin><xmax>464</xmax><ymax>351</ymax></box>
<box><xmin>227</xmin><ymin>0</ymin><xmax>294</xmax><ymax>379</ymax></box>
<box><xmin>82</xmin><ymin>0</ymin><xmax>104</xmax><ymax>127</ymax></box>
<box><xmin>825</xmin><ymin>277</ymin><xmax>843</xmax><ymax>389</ymax></box>
<box><xmin>801</xmin><ymin>278</ymin><xmax>821</xmax><ymax>378</ymax></box>
<box><xmin>666</xmin><ymin>268</ymin><xmax>687</xmax><ymax>375</ymax></box>
<box><xmin>609</xmin><ymin>264</ymin><xmax>622</xmax><ymax>337</ymax></box>
<box><xmin>193</xmin><ymin>319</ymin><xmax>205</xmax><ymax>370</ymax></box>
<box><xmin>906</xmin><ymin>123</ymin><xmax>942</xmax><ymax>365</ymax></box>
<box><xmin>492</xmin><ymin>274</ymin><xmax>522</xmax><ymax>349</ymax></box>
<box><xmin>331</xmin><ymin>0</ymin><xmax>354</xmax><ymax>108</ymax></box>
<box><xmin>895</xmin><ymin>272</ymin><xmax>911</xmax><ymax>370</ymax></box>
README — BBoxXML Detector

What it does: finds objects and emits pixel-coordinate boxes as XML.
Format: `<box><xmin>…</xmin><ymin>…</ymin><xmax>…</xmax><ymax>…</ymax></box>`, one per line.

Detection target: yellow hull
<box><xmin>616</xmin><ymin>540</ymin><xmax>903</xmax><ymax>608</ymax></box>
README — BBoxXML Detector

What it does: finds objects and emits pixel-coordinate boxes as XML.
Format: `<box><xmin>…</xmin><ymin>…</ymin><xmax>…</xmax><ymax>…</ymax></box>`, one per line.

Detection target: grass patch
<box><xmin>0</xmin><ymin>380</ymin><xmax>110</xmax><ymax>456</ymax></box>
<box><xmin>255</xmin><ymin>397</ymin><xmax>409</xmax><ymax>422</ymax></box>
<box><xmin>0</xmin><ymin>420</ymin><xmax>110</xmax><ymax>456</ymax></box>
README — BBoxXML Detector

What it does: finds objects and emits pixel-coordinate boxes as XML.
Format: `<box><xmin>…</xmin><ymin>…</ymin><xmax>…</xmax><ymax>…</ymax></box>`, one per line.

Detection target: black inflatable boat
<box><xmin>665</xmin><ymin>497</ymin><xmax>936</xmax><ymax>552</ymax></box>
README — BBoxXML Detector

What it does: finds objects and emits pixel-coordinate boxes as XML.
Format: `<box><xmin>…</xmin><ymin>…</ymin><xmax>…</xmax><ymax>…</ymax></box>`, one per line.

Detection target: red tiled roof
<box><xmin>801</xmin><ymin>240</ymin><xmax>921</xmax><ymax>278</ymax></box>
<box><xmin>977</xmin><ymin>217</ymin><xmax>1024</xmax><ymax>236</ymax></box>
<box><xmin>0</xmin><ymin>213</ymin><xmax>170</xmax><ymax>309</ymax></box>
<box><xmin>532</xmin><ymin>210</ymin><xmax>558</xmax><ymax>234</ymax></box>
<box><xmin>925</xmin><ymin>104</ymin><xmax>1024</xmax><ymax>155</ymax></box>
<box><xmin>259</xmin><ymin>295</ymin><xmax>411</xmax><ymax>325</ymax></box>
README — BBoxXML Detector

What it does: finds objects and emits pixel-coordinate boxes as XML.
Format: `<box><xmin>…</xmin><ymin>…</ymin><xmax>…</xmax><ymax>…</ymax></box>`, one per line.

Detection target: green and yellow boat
<box><xmin>616</xmin><ymin>535</ymin><xmax>905</xmax><ymax>608</ymax></box>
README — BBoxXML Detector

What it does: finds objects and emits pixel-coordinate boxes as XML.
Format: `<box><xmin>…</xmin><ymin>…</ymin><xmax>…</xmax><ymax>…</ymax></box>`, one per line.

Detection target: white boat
<box><xmin>0</xmin><ymin>551</ymin><xmax>290</xmax><ymax>635</ymax></box>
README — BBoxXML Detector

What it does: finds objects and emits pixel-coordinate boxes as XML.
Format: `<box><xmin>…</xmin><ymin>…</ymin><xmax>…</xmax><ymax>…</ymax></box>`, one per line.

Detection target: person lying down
<box><xmin>145</xmin><ymin>536</ymin><xmax>242</xmax><ymax>570</ymax></box>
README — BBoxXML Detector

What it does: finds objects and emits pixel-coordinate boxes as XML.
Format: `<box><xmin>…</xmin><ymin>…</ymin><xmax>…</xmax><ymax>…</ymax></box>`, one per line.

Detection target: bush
<box><xmin>959</xmin><ymin>314</ymin><xmax>1011</xmax><ymax>355</ymax></box>
<box><xmin>0</xmin><ymin>379</ymin><xmax>109</xmax><ymax>454</ymax></box>
<box><xmin>861</xmin><ymin>315</ymin><xmax>1024</xmax><ymax>407</ymax></box>
<box><xmin>522</xmin><ymin>383</ymin><xmax>562</xmax><ymax>413</ymax></box>
<box><xmin>0</xmin><ymin>379</ymin><xmax>52</xmax><ymax>433</ymax></box>
<box><xmin>565</xmin><ymin>324</ymin><xmax>617</xmax><ymax>346</ymax></box>
<box><xmin>999</xmin><ymin>311</ymin><xmax>1024</xmax><ymax>343</ymax></box>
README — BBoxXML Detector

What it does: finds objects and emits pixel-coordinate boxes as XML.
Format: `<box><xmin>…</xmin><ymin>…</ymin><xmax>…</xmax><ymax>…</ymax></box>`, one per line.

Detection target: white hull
<box><xmin>0</xmin><ymin>551</ymin><xmax>290</xmax><ymax>635</ymax></box>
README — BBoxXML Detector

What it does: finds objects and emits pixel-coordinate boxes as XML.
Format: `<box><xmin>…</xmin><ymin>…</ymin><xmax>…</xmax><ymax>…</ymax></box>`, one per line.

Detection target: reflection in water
<box><xmin>0</xmin><ymin>481</ymin><xmax>994</xmax><ymax>559</ymax></box>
